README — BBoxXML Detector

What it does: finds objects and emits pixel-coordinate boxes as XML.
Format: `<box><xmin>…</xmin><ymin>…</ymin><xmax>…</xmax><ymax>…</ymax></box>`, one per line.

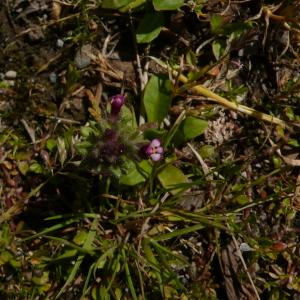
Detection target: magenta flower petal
<box><xmin>143</xmin><ymin>139</ymin><xmax>164</xmax><ymax>161</ymax></box>
<box><xmin>151</xmin><ymin>153</ymin><xmax>161</xmax><ymax>161</ymax></box>
<box><xmin>145</xmin><ymin>146</ymin><xmax>153</xmax><ymax>156</ymax></box>
<box><xmin>150</xmin><ymin>139</ymin><xmax>161</xmax><ymax>148</ymax></box>
<box><xmin>156</xmin><ymin>146</ymin><xmax>163</xmax><ymax>154</ymax></box>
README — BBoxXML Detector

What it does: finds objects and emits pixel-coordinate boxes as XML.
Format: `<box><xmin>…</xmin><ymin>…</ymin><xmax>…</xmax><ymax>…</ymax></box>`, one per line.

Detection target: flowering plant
<box><xmin>79</xmin><ymin>94</ymin><xmax>164</xmax><ymax>178</ymax></box>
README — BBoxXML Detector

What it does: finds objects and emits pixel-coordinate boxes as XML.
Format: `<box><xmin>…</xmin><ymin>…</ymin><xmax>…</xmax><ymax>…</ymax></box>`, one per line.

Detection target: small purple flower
<box><xmin>145</xmin><ymin>139</ymin><xmax>163</xmax><ymax>161</ymax></box>
<box><xmin>110</xmin><ymin>94</ymin><xmax>125</xmax><ymax>117</ymax></box>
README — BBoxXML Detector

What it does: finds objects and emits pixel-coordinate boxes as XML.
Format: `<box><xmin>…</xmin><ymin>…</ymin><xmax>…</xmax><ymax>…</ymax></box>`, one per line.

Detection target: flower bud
<box><xmin>110</xmin><ymin>94</ymin><xmax>125</xmax><ymax>117</ymax></box>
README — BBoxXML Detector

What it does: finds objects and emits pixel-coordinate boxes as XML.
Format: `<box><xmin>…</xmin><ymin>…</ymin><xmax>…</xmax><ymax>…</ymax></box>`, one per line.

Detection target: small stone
<box><xmin>75</xmin><ymin>44</ymin><xmax>92</xmax><ymax>69</ymax></box>
<box><xmin>56</xmin><ymin>39</ymin><xmax>64</xmax><ymax>48</ymax></box>
<box><xmin>240</xmin><ymin>243</ymin><xmax>255</xmax><ymax>252</ymax></box>
<box><xmin>49</xmin><ymin>72</ymin><xmax>57</xmax><ymax>83</ymax></box>
<box><xmin>5</xmin><ymin>70</ymin><xmax>17</xmax><ymax>79</ymax></box>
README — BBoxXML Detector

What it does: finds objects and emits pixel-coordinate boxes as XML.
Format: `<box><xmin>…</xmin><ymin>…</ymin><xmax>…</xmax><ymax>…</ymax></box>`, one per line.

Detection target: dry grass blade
<box><xmin>150</xmin><ymin>57</ymin><xmax>291</xmax><ymax>129</ymax></box>
<box><xmin>230</xmin><ymin>232</ymin><xmax>261</xmax><ymax>300</ymax></box>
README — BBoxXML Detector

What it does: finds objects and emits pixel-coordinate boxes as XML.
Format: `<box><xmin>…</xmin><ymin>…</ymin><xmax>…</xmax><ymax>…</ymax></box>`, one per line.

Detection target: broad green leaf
<box><xmin>212</xmin><ymin>40</ymin><xmax>225</xmax><ymax>60</ymax></box>
<box><xmin>136</xmin><ymin>12</ymin><xmax>164</xmax><ymax>43</ymax></box>
<box><xmin>182</xmin><ymin>116</ymin><xmax>208</xmax><ymax>140</ymax></box>
<box><xmin>73</xmin><ymin>230</ymin><xmax>88</xmax><ymax>245</ymax></box>
<box><xmin>46</xmin><ymin>138</ymin><xmax>57</xmax><ymax>151</ymax></box>
<box><xmin>17</xmin><ymin>161</ymin><xmax>29</xmax><ymax>175</ymax></box>
<box><xmin>29</xmin><ymin>161</ymin><xmax>44</xmax><ymax>174</ymax></box>
<box><xmin>186</xmin><ymin>50</ymin><xmax>197</xmax><ymax>66</ymax></box>
<box><xmin>158</xmin><ymin>165</ymin><xmax>188</xmax><ymax>195</ymax></box>
<box><xmin>120</xmin><ymin>160</ymin><xmax>152</xmax><ymax>186</ymax></box>
<box><xmin>32</xmin><ymin>271</ymin><xmax>49</xmax><ymax>286</ymax></box>
<box><xmin>153</xmin><ymin>0</ymin><xmax>184</xmax><ymax>11</ymax></box>
<box><xmin>210</xmin><ymin>14</ymin><xmax>225</xmax><ymax>35</ymax></box>
<box><xmin>101</xmin><ymin>0</ymin><xmax>134</xmax><ymax>9</ymax></box>
<box><xmin>143</xmin><ymin>75</ymin><xmax>172</xmax><ymax>123</ymax></box>
<box><xmin>235</xmin><ymin>195</ymin><xmax>249</xmax><ymax>205</ymax></box>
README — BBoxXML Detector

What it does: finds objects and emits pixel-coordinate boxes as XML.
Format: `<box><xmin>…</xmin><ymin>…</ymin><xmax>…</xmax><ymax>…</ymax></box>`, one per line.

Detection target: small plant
<box><xmin>1</xmin><ymin>0</ymin><xmax>299</xmax><ymax>299</ymax></box>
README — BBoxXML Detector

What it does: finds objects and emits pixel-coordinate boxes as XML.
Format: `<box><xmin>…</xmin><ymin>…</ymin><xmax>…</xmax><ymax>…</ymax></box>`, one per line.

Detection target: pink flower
<box><xmin>110</xmin><ymin>94</ymin><xmax>125</xmax><ymax>117</ymax></box>
<box><xmin>145</xmin><ymin>139</ymin><xmax>163</xmax><ymax>161</ymax></box>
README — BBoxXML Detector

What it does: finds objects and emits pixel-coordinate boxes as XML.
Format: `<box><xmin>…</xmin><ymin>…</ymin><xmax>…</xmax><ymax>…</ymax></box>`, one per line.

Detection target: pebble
<box><xmin>5</xmin><ymin>70</ymin><xmax>17</xmax><ymax>79</ymax></box>
<box><xmin>75</xmin><ymin>44</ymin><xmax>92</xmax><ymax>69</ymax></box>
<box><xmin>49</xmin><ymin>72</ymin><xmax>57</xmax><ymax>83</ymax></box>
<box><xmin>240</xmin><ymin>243</ymin><xmax>255</xmax><ymax>252</ymax></box>
<box><xmin>56</xmin><ymin>39</ymin><xmax>64</xmax><ymax>48</ymax></box>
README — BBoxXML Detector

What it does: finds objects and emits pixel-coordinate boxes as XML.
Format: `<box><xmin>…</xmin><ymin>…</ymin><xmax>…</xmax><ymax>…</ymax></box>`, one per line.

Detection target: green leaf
<box><xmin>120</xmin><ymin>160</ymin><xmax>152</xmax><ymax>186</ymax></box>
<box><xmin>29</xmin><ymin>161</ymin><xmax>44</xmax><ymax>174</ymax></box>
<box><xmin>235</xmin><ymin>195</ymin><xmax>249</xmax><ymax>205</ymax></box>
<box><xmin>158</xmin><ymin>165</ymin><xmax>188</xmax><ymax>195</ymax></box>
<box><xmin>56</xmin><ymin>219</ymin><xmax>98</xmax><ymax>298</ymax></box>
<box><xmin>94</xmin><ymin>247</ymin><xmax>116</xmax><ymax>272</ymax></box>
<box><xmin>120</xmin><ymin>105</ymin><xmax>137</xmax><ymax>129</ymax></box>
<box><xmin>143</xmin><ymin>75</ymin><xmax>172</xmax><ymax>123</ymax></box>
<box><xmin>199</xmin><ymin>145</ymin><xmax>215</xmax><ymax>159</ymax></box>
<box><xmin>101</xmin><ymin>0</ymin><xmax>134</xmax><ymax>9</ymax></box>
<box><xmin>153</xmin><ymin>0</ymin><xmax>184</xmax><ymax>11</ymax></box>
<box><xmin>75</xmin><ymin>141</ymin><xmax>93</xmax><ymax>156</ymax></box>
<box><xmin>80</xmin><ymin>126</ymin><xmax>95</xmax><ymax>137</ymax></box>
<box><xmin>182</xmin><ymin>116</ymin><xmax>208</xmax><ymax>140</ymax></box>
<box><xmin>17</xmin><ymin>161</ymin><xmax>29</xmax><ymax>175</ymax></box>
<box><xmin>46</xmin><ymin>138</ymin><xmax>57</xmax><ymax>152</ymax></box>
<box><xmin>32</xmin><ymin>271</ymin><xmax>49</xmax><ymax>286</ymax></box>
<box><xmin>212</xmin><ymin>39</ymin><xmax>225</xmax><ymax>60</ymax></box>
<box><xmin>51</xmin><ymin>249</ymin><xmax>78</xmax><ymax>261</ymax></box>
<box><xmin>136</xmin><ymin>12</ymin><xmax>164</xmax><ymax>43</ymax></box>
<box><xmin>119</xmin><ymin>0</ymin><xmax>146</xmax><ymax>12</ymax></box>
<box><xmin>210</xmin><ymin>14</ymin><xmax>225</xmax><ymax>35</ymax></box>
<box><xmin>73</xmin><ymin>230</ymin><xmax>88</xmax><ymax>245</ymax></box>
<box><xmin>0</xmin><ymin>223</ymin><xmax>10</xmax><ymax>247</ymax></box>
<box><xmin>0</xmin><ymin>250</ymin><xmax>13</xmax><ymax>265</ymax></box>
